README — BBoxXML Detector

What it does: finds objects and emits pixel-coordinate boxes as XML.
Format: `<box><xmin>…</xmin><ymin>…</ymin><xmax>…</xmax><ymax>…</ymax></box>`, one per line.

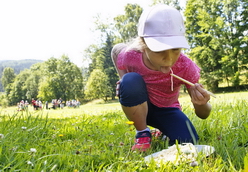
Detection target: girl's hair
<box><xmin>125</xmin><ymin>37</ymin><xmax>148</xmax><ymax>52</ymax></box>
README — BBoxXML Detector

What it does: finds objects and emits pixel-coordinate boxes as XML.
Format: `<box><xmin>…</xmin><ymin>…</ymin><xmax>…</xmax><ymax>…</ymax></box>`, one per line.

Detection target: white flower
<box><xmin>22</xmin><ymin>126</ymin><xmax>27</xmax><ymax>130</ymax></box>
<box><xmin>30</xmin><ymin>148</ymin><xmax>37</xmax><ymax>153</ymax></box>
<box><xmin>190</xmin><ymin>161</ymin><xmax>198</xmax><ymax>167</ymax></box>
<box><xmin>27</xmin><ymin>161</ymin><xmax>34</xmax><ymax>166</ymax></box>
<box><xmin>0</xmin><ymin>134</ymin><xmax>4</xmax><ymax>139</ymax></box>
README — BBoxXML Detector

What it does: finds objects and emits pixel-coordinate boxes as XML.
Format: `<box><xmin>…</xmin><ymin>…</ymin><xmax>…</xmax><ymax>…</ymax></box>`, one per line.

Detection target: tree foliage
<box><xmin>8</xmin><ymin>69</ymin><xmax>30</xmax><ymax>105</ymax></box>
<box><xmin>114</xmin><ymin>4</ymin><xmax>143</xmax><ymax>43</ymax></box>
<box><xmin>38</xmin><ymin>55</ymin><xmax>84</xmax><ymax>102</ymax></box>
<box><xmin>84</xmin><ymin>4</ymin><xmax>144</xmax><ymax>101</ymax></box>
<box><xmin>1</xmin><ymin>67</ymin><xmax>15</xmax><ymax>94</ymax></box>
<box><xmin>2</xmin><ymin>55</ymin><xmax>84</xmax><ymax>105</ymax></box>
<box><xmin>185</xmin><ymin>0</ymin><xmax>248</xmax><ymax>90</ymax></box>
<box><xmin>84</xmin><ymin>69</ymin><xmax>111</xmax><ymax>101</ymax></box>
<box><xmin>151</xmin><ymin>0</ymin><xmax>183</xmax><ymax>10</ymax></box>
<box><xmin>0</xmin><ymin>59</ymin><xmax>43</xmax><ymax>91</ymax></box>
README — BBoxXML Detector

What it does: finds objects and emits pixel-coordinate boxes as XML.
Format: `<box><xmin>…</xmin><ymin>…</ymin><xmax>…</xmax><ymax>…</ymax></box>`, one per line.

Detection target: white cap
<box><xmin>138</xmin><ymin>4</ymin><xmax>190</xmax><ymax>52</ymax></box>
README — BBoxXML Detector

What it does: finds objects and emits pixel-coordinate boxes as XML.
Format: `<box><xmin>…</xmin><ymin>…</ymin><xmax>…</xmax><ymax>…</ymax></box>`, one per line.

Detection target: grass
<box><xmin>0</xmin><ymin>92</ymin><xmax>247</xmax><ymax>171</ymax></box>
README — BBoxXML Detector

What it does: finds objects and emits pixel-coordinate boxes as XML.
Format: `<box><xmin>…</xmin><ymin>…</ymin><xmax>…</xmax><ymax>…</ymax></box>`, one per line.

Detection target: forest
<box><xmin>0</xmin><ymin>59</ymin><xmax>43</xmax><ymax>91</ymax></box>
<box><xmin>0</xmin><ymin>0</ymin><xmax>247</xmax><ymax>106</ymax></box>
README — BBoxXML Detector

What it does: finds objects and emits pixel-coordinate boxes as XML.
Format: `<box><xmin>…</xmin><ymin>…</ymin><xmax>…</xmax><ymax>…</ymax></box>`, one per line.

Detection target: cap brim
<box><xmin>144</xmin><ymin>36</ymin><xmax>190</xmax><ymax>52</ymax></box>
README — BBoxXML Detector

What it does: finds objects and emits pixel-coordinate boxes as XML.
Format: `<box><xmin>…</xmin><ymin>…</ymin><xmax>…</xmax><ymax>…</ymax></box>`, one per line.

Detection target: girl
<box><xmin>111</xmin><ymin>4</ymin><xmax>212</xmax><ymax>152</ymax></box>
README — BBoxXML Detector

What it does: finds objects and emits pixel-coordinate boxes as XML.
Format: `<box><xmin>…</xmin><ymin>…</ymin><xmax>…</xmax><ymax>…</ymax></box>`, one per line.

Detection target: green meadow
<box><xmin>0</xmin><ymin>92</ymin><xmax>247</xmax><ymax>171</ymax></box>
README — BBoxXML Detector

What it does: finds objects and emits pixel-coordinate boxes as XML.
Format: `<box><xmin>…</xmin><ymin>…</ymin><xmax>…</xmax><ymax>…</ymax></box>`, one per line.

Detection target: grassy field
<box><xmin>0</xmin><ymin>92</ymin><xmax>247</xmax><ymax>171</ymax></box>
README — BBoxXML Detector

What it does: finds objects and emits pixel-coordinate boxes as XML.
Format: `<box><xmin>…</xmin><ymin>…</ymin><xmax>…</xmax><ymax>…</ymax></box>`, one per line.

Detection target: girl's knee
<box><xmin>119</xmin><ymin>72</ymin><xmax>148</xmax><ymax>107</ymax></box>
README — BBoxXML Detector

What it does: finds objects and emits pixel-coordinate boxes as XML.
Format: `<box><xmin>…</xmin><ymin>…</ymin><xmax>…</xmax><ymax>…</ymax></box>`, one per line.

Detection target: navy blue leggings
<box><xmin>119</xmin><ymin>72</ymin><xmax>199</xmax><ymax>145</ymax></box>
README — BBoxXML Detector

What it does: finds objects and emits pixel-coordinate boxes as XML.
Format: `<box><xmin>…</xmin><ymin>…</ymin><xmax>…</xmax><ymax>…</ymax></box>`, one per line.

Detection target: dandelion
<box><xmin>126</xmin><ymin>121</ymin><xmax>134</xmax><ymax>125</ymax></box>
<box><xmin>0</xmin><ymin>134</ymin><xmax>4</xmax><ymax>139</ymax></box>
<box><xmin>58</xmin><ymin>134</ymin><xmax>64</xmax><ymax>137</ymax></box>
<box><xmin>30</xmin><ymin>148</ymin><xmax>37</xmax><ymax>153</ymax></box>
<box><xmin>22</xmin><ymin>126</ymin><xmax>27</xmax><ymax>130</ymax></box>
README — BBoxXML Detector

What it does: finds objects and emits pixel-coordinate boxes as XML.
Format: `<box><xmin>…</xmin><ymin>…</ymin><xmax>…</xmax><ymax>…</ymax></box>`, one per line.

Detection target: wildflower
<box><xmin>126</xmin><ymin>121</ymin><xmax>134</xmax><ymax>125</ymax></box>
<box><xmin>58</xmin><ymin>134</ymin><xmax>64</xmax><ymax>137</ymax></box>
<box><xmin>10</xmin><ymin>146</ymin><xmax>18</xmax><ymax>152</ymax></box>
<box><xmin>110</xmin><ymin>133</ymin><xmax>114</xmax><ymax>135</ymax></box>
<box><xmin>22</xmin><ymin>126</ymin><xmax>27</xmax><ymax>130</ymax></box>
<box><xmin>73</xmin><ymin>169</ymin><xmax>79</xmax><ymax>172</ymax></box>
<box><xmin>27</xmin><ymin>161</ymin><xmax>34</xmax><ymax>166</ymax></box>
<box><xmin>190</xmin><ymin>161</ymin><xmax>198</xmax><ymax>167</ymax></box>
<box><xmin>109</xmin><ymin>143</ymin><xmax>114</xmax><ymax>147</ymax></box>
<box><xmin>0</xmin><ymin>134</ymin><xmax>4</xmax><ymax>139</ymax></box>
<box><xmin>30</xmin><ymin>148</ymin><xmax>37</xmax><ymax>153</ymax></box>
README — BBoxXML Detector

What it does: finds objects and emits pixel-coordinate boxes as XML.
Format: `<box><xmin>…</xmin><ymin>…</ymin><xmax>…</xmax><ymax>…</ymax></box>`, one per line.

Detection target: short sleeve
<box><xmin>117</xmin><ymin>49</ymin><xmax>127</xmax><ymax>70</ymax></box>
<box><xmin>183</xmin><ymin>60</ymin><xmax>201</xmax><ymax>88</ymax></box>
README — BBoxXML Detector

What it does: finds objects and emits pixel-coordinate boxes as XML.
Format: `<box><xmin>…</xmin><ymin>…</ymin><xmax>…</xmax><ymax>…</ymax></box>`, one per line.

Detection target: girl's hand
<box><xmin>116</xmin><ymin>80</ymin><xmax>121</xmax><ymax>96</ymax></box>
<box><xmin>189</xmin><ymin>83</ymin><xmax>210</xmax><ymax>105</ymax></box>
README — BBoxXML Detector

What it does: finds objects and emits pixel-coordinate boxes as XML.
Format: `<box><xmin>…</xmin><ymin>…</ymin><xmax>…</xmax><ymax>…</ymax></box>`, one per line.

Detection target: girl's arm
<box><xmin>187</xmin><ymin>83</ymin><xmax>212</xmax><ymax>119</ymax></box>
<box><xmin>111</xmin><ymin>43</ymin><xmax>128</xmax><ymax>79</ymax></box>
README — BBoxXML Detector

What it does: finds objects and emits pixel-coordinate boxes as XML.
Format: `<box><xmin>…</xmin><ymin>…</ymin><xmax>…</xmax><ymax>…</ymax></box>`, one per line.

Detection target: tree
<box><xmin>185</xmin><ymin>0</ymin><xmax>248</xmax><ymax>90</ymax></box>
<box><xmin>38</xmin><ymin>55</ymin><xmax>84</xmax><ymax>101</ymax></box>
<box><xmin>84</xmin><ymin>4</ymin><xmax>151</xmax><ymax>101</ymax></box>
<box><xmin>114</xmin><ymin>4</ymin><xmax>143</xmax><ymax>43</ymax></box>
<box><xmin>24</xmin><ymin>63</ymin><xmax>44</xmax><ymax>100</ymax></box>
<box><xmin>84</xmin><ymin>69</ymin><xmax>111</xmax><ymax>101</ymax></box>
<box><xmin>151</xmin><ymin>0</ymin><xmax>183</xmax><ymax>10</ymax></box>
<box><xmin>1</xmin><ymin>67</ymin><xmax>15</xmax><ymax>94</ymax></box>
<box><xmin>8</xmin><ymin>69</ymin><xmax>30</xmax><ymax>105</ymax></box>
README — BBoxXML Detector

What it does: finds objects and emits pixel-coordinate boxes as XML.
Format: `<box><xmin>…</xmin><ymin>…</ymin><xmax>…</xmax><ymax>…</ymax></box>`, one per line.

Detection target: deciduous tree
<box><xmin>1</xmin><ymin>67</ymin><xmax>15</xmax><ymax>94</ymax></box>
<box><xmin>185</xmin><ymin>0</ymin><xmax>248</xmax><ymax>90</ymax></box>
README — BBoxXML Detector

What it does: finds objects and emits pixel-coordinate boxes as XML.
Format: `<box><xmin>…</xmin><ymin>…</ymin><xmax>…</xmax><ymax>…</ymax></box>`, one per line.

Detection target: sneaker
<box><xmin>132</xmin><ymin>131</ymin><xmax>151</xmax><ymax>152</ymax></box>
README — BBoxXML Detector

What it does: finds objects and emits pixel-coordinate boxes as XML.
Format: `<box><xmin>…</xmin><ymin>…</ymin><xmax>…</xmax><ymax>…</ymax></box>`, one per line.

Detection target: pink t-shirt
<box><xmin>117</xmin><ymin>49</ymin><xmax>200</xmax><ymax>109</ymax></box>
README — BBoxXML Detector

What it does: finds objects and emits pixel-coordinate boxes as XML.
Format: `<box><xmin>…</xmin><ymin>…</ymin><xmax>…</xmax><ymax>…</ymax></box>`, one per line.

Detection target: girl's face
<box><xmin>143</xmin><ymin>48</ymin><xmax>181</xmax><ymax>73</ymax></box>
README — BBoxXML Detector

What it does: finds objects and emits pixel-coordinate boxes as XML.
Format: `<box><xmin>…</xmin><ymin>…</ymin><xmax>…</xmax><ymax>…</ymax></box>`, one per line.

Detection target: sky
<box><xmin>0</xmin><ymin>0</ymin><xmax>152</xmax><ymax>67</ymax></box>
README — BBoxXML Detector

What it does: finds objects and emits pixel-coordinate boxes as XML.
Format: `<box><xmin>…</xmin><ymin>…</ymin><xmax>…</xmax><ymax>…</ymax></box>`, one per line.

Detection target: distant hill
<box><xmin>0</xmin><ymin>59</ymin><xmax>43</xmax><ymax>92</ymax></box>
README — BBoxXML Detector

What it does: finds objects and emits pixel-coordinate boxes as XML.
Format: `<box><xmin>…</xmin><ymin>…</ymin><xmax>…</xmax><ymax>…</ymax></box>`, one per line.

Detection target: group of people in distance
<box><xmin>17</xmin><ymin>100</ymin><xmax>29</xmax><ymax>111</ymax></box>
<box><xmin>49</xmin><ymin>99</ymin><xmax>80</xmax><ymax>109</ymax></box>
<box><xmin>17</xmin><ymin>98</ymin><xmax>81</xmax><ymax>111</ymax></box>
<box><xmin>31</xmin><ymin>98</ymin><xmax>43</xmax><ymax>110</ymax></box>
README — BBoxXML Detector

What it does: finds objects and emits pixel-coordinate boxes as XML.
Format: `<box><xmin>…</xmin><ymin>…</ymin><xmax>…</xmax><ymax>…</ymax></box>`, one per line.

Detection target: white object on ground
<box><xmin>144</xmin><ymin>143</ymin><xmax>215</xmax><ymax>166</ymax></box>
